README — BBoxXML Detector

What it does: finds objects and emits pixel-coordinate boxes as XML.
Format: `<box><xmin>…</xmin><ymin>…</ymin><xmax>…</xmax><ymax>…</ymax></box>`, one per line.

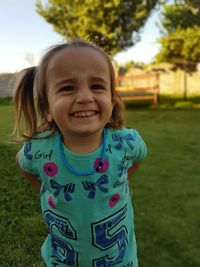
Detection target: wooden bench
<box><xmin>116</xmin><ymin>72</ymin><xmax>159</xmax><ymax>109</ymax></box>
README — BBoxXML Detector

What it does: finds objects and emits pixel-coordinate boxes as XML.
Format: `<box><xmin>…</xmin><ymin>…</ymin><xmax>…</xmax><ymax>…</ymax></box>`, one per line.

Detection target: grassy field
<box><xmin>0</xmin><ymin>101</ymin><xmax>200</xmax><ymax>266</ymax></box>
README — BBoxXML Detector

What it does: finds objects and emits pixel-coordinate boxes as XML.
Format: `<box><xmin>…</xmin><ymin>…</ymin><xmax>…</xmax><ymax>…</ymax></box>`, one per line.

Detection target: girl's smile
<box><xmin>71</xmin><ymin>110</ymin><xmax>98</xmax><ymax>118</ymax></box>
<box><xmin>45</xmin><ymin>46</ymin><xmax>114</xmax><ymax>151</ymax></box>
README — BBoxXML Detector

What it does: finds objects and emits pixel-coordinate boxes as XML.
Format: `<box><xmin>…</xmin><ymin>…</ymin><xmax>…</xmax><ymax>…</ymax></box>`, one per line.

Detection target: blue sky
<box><xmin>0</xmin><ymin>0</ymin><xmax>162</xmax><ymax>73</ymax></box>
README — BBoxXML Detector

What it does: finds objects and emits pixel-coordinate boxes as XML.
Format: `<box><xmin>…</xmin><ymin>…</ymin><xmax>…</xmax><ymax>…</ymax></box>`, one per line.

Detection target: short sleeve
<box><xmin>18</xmin><ymin>142</ymin><xmax>38</xmax><ymax>176</ymax></box>
<box><xmin>132</xmin><ymin>130</ymin><xmax>147</xmax><ymax>163</ymax></box>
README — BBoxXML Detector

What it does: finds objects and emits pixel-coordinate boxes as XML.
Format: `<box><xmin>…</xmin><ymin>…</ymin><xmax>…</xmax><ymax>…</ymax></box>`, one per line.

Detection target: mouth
<box><xmin>71</xmin><ymin>110</ymin><xmax>98</xmax><ymax>118</ymax></box>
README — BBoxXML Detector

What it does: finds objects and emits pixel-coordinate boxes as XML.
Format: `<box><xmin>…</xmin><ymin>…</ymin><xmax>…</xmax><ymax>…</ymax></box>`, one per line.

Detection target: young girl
<box><xmin>14</xmin><ymin>39</ymin><xmax>147</xmax><ymax>267</ymax></box>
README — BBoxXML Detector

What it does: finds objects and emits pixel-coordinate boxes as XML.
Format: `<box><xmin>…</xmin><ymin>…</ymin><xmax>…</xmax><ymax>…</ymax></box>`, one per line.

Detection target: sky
<box><xmin>0</xmin><ymin>0</ymin><xmax>162</xmax><ymax>73</ymax></box>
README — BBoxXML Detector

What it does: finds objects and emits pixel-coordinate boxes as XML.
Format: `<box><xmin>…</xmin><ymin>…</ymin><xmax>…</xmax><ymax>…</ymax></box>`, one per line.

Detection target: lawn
<box><xmin>0</xmin><ymin>101</ymin><xmax>200</xmax><ymax>266</ymax></box>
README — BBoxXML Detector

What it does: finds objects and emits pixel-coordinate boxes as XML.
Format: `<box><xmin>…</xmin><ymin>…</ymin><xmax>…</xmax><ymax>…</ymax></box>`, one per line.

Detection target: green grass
<box><xmin>0</xmin><ymin>102</ymin><xmax>200</xmax><ymax>266</ymax></box>
<box><xmin>126</xmin><ymin>109</ymin><xmax>200</xmax><ymax>267</ymax></box>
<box><xmin>0</xmin><ymin>104</ymin><xmax>46</xmax><ymax>266</ymax></box>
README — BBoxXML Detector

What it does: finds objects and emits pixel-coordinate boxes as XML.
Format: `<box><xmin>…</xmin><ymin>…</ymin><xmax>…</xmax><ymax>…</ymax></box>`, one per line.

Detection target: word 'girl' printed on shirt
<box><xmin>24</xmin><ymin>142</ymin><xmax>54</xmax><ymax>162</ymax></box>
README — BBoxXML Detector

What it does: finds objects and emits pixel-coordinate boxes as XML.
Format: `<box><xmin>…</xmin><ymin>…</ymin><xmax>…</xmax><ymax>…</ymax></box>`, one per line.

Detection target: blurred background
<box><xmin>0</xmin><ymin>0</ymin><xmax>199</xmax><ymax>266</ymax></box>
<box><xmin>1</xmin><ymin>0</ymin><xmax>200</xmax><ymax>103</ymax></box>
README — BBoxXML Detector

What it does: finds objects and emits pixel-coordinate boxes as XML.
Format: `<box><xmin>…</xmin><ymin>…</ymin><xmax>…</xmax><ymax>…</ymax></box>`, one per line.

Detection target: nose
<box><xmin>75</xmin><ymin>87</ymin><xmax>94</xmax><ymax>103</ymax></box>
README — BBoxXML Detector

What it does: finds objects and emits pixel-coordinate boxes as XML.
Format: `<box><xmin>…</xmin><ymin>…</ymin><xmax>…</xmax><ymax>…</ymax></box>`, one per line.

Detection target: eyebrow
<box><xmin>55</xmin><ymin>78</ymin><xmax>76</xmax><ymax>87</ymax></box>
<box><xmin>55</xmin><ymin>76</ymin><xmax>109</xmax><ymax>87</ymax></box>
<box><xmin>90</xmin><ymin>76</ymin><xmax>109</xmax><ymax>84</ymax></box>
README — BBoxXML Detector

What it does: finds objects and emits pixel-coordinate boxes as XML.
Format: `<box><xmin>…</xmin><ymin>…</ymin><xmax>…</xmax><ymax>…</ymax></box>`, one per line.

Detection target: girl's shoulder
<box><xmin>106</xmin><ymin>127</ymin><xmax>144</xmax><ymax>149</ymax></box>
<box><xmin>18</xmin><ymin>130</ymin><xmax>58</xmax><ymax>176</ymax></box>
<box><xmin>107</xmin><ymin>127</ymin><xmax>141</xmax><ymax>138</ymax></box>
<box><xmin>107</xmin><ymin>127</ymin><xmax>147</xmax><ymax>161</ymax></box>
<box><xmin>24</xmin><ymin>130</ymin><xmax>58</xmax><ymax>147</ymax></box>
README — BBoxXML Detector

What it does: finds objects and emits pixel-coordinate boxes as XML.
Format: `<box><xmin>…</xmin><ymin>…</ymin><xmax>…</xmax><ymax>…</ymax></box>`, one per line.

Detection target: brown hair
<box><xmin>13</xmin><ymin>39</ymin><xmax>124</xmax><ymax>141</ymax></box>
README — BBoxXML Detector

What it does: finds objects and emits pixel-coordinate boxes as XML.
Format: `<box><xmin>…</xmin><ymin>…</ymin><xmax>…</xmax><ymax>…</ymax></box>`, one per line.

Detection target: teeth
<box><xmin>73</xmin><ymin>111</ymin><xmax>96</xmax><ymax>118</ymax></box>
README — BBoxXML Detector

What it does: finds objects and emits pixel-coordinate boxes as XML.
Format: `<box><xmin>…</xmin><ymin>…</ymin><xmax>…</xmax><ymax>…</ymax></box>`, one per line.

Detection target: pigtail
<box><xmin>12</xmin><ymin>67</ymin><xmax>38</xmax><ymax>141</ymax></box>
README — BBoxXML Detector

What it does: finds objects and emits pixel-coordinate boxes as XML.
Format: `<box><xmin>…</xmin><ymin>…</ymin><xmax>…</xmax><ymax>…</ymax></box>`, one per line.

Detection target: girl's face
<box><xmin>45</xmin><ymin>47</ymin><xmax>114</xmax><ymax>144</ymax></box>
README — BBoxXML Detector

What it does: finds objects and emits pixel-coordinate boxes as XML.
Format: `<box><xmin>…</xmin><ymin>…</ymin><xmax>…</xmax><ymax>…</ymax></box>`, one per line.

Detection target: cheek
<box><xmin>48</xmin><ymin>97</ymin><xmax>68</xmax><ymax>120</ymax></box>
<box><xmin>100</xmin><ymin>93</ymin><xmax>113</xmax><ymax>105</ymax></box>
<box><xmin>101</xmin><ymin>101</ymin><xmax>113</xmax><ymax>116</ymax></box>
<box><xmin>52</xmin><ymin>97</ymin><xmax>68</xmax><ymax>110</ymax></box>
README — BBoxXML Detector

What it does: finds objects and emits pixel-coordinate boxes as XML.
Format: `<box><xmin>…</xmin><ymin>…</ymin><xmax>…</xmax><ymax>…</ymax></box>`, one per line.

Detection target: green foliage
<box><xmin>157</xmin><ymin>0</ymin><xmax>200</xmax><ymax>64</ymax></box>
<box><xmin>161</xmin><ymin>0</ymin><xmax>200</xmax><ymax>31</ymax></box>
<box><xmin>156</xmin><ymin>26</ymin><xmax>200</xmax><ymax>63</ymax></box>
<box><xmin>183</xmin><ymin>27</ymin><xmax>200</xmax><ymax>61</ymax></box>
<box><xmin>0</xmin><ymin>97</ymin><xmax>12</xmax><ymax>105</ymax></box>
<box><xmin>124</xmin><ymin>60</ymin><xmax>145</xmax><ymax>71</ymax></box>
<box><xmin>36</xmin><ymin>0</ymin><xmax>159</xmax><ymax>55</ymax></box>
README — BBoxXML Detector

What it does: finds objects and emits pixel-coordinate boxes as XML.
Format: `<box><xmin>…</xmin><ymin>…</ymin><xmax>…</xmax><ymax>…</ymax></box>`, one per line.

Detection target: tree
<box><xmin>156</xmin><ymin>0</ymin><xmax>200</xmax><ymax>64</ymax></box>
<box><xmin>36</xmin><ymin>0</ymin><xmax>159</xmax><ymax>55</ymax></box>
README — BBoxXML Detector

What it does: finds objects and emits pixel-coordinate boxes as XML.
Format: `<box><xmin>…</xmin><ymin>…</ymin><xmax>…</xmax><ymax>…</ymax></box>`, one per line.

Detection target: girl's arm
<box><xmin>128</xmin><ymin>162</ymin><xmax>141</xmax><ymax>179</ymax></box>
<box><xmin>16</xmin><ymin>153</ymin><xmax>41</xmax><ymax>192</ymax></box>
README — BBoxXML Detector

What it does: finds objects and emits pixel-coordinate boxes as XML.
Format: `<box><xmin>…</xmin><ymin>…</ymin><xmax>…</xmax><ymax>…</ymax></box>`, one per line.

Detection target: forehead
<box><xmin>46</xmin><ymin>47</ymin><xmax>111</xmax><ymax>79</ymax></box>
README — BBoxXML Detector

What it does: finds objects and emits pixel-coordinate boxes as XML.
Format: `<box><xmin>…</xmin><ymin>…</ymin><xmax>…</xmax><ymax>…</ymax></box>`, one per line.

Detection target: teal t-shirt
<box><xmin>18</xmin><ymin>127</ymin><xmax>147</xmax><ymax>267</ymax></box>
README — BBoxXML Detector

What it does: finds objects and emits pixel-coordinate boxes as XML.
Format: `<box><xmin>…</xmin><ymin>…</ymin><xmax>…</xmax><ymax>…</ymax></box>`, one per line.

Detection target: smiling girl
<box><xmin>13</xmin><ymin>39</ymin><xmax>147</xmax><ymax>267</ymax></box>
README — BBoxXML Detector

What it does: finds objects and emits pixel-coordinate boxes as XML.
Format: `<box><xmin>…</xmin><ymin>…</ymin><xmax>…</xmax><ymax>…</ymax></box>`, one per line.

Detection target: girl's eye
<box><xmin>91</xmin><ymin>84</ymin><xmax>105</xmax><ymax>90</ymax></box>
<box><xmin>59</xmin><ymin>85</ymin><xmax>74</xmax><ymax>92</ymax></box>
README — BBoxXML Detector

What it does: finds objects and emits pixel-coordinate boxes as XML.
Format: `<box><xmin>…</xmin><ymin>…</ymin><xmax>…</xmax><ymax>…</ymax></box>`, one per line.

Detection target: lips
<box><xmin>71</xmin><ymin>110</ymin><xmax>98</xmax><ymax>118</ymax></box>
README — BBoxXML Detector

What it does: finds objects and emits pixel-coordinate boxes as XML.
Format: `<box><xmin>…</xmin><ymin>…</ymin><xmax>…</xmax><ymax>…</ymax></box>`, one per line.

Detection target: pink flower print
<box><xmin>48</xmin><ymin>195</ymin><xmax>56</xmax><ymax>209</ymax></box>
<box><xmin>109</xmin><ymin>194</ymin><xmax>121</xmax><ymax>208</ymax></box>
<box><xmin>94</xmin><ymin>158</ymin><xmax>109</xmax><ymax>172</ymax></box>
<box><xmin>43</xmin><ymin>162</ymin><xmax>58</xmax><ymax>177</ymax></box>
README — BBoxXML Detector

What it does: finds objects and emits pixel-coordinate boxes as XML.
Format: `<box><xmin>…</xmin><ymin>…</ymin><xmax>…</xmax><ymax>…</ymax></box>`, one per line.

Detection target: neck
<box><xmin>62</xmin><ymin>130</ymin><xmax>104</xmax><ymax>154</ymax></box>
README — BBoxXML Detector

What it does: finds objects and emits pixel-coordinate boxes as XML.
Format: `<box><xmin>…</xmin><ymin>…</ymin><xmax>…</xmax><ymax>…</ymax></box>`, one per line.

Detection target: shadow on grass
<box><xmin>124</xmin><ymin>95</ymin><xmax>200</xmax><ymax>110</ymax></box>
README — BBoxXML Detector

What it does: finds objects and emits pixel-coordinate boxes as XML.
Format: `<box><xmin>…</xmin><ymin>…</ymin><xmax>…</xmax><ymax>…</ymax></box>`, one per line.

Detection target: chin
<box><xmin>72</xmin><ymin>127</ymin><xmax>103</xmax><ymax>136</ymax></box>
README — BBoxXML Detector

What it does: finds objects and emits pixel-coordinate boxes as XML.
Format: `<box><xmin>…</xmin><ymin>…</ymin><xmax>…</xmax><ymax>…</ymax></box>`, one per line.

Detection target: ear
<box><xmin>45</xmin><ymin>105</ymin><xmax>54</xmax><ymax>124</ymax></box>
<box><xmin>45</xmin><ymin>112</ymin><xmax>54</xmax><ymax>130</ymax></box>
<box><xmin>46</xmin><ymin>112</ymin><xmax>53</xmax><ymax>123</ymax></box>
